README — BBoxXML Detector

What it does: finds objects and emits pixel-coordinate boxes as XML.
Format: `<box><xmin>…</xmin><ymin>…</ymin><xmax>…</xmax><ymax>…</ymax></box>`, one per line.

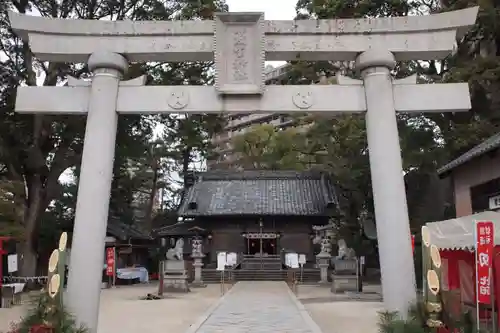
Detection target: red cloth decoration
<box><xmin>440</xmin><ymin>250</ymin><xmax>475</xmax><ymax>290</ymax></box>
<box><xmin>440</xmin><ymin>248</ymin><xmax>500</xmax><ymax>325</ymax></box>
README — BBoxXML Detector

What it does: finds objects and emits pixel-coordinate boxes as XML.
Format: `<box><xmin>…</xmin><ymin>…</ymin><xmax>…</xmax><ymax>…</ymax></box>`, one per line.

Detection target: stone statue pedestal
<box><xmin>163</xmin><ymin>260</ymin><xmax>190</xmax><ymax>293</ymax></box>
<box><xmin>316</xmin><ymin>252</ymin><xmax>331</xmax><ymax>285</ymax></box>
<box><xmin>190</xmin><ymin>254</ymin><xmax>206</xmax><ymax>288</ymax></box>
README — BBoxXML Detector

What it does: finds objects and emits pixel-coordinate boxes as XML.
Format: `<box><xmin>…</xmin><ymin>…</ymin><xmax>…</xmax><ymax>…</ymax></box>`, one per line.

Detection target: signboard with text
<box><xmin>489</xmin><ymin>195</ymin><xmax>500</xmax><ymax>210</ymax></box>
<box><xmin>106</xmin><ymin>247</ymin><xmax>115</xmax><ymax>277</ymax></box>
<box><xmin>475</xmin><ymin>221</ymin><xmax>494</xmax><ymax>304</ymax></box>
<box><xmin>7</xmin><ymin>254</ymin><xmax>18</xmax><ymax>273</ymax></box>
<box><xmin>216</xmin><ymin>252</ymin><xmax>227</xmax><ymax>271</ymax></box>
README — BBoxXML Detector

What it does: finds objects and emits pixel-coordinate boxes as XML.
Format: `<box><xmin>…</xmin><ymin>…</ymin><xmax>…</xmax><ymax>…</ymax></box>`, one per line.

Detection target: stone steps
<box><xmin>234</xmin><ymin>269</ymin><xmax>287</xmax><ymax>281</ymax></box>
<box><xmin>201</xmin><ymin>269</ymin><xmax>234</xmax><ymax>284</ymax></box>
<box><xmin>240</xmin><ymin>257</ymin><xmax>282</xmax><ymax>270</ymax></box>
<box><xmin>200</xmin><ymin>268</ymin><xmax>322</xmax><ymax>284</ymax></box>
<box><xmin>296</xmin><ymin>268</ymin><xmax>322</xmax><ymax>284</ymax></box>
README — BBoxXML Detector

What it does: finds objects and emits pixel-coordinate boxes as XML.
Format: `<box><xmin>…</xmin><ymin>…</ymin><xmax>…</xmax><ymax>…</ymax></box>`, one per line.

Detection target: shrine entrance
<box><xmin>244</xmin><ymin>233</ymin><xmax>278</xmax><ymax>256</ymax></box>
<box><xmin>9</xmin><ymin>7</ymin><xmax>478</xmax><ymax>330</ymax></box>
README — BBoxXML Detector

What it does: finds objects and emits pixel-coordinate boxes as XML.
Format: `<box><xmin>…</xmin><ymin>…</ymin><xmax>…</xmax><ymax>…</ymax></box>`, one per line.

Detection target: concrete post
<box><xmin>316</xmin><ymin>253</ymin><xmax>330</xmax><ymax>285</ymax></box>
<box><xmin>191</xmin><ymin>255</ymin><xmax>206</xmax><ymax>288</ymax></box>
<box><xmin>357</xmin><ymin>49</ymin><xmax>417</xmax><ymax>315</ymax></box>
<box><xmin>66</xmin><ymin>51</ymin><xmax>127</xmax><ymax>333</ymax></box>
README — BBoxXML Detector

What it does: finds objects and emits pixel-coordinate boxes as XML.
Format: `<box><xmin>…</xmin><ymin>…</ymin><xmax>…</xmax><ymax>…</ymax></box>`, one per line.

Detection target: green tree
<box><xmin>151</xmin><ymin>0</ymin><xmax>228</xmax><ymax>200</ymax></box>
<box><xmin>301</xmin><ymin>115</ymin><xmax>371</xmax><ymax>226</ymax></box>
<box><xmin>0</xmin><ymin>0</ymin><xmax>227</xmax><ymax>276</ymax></box>
<box><xmin>117</xmin><ymin>140</ymin><xmax>175</xmax><ymax>230</ymax></box>
<box><xmin>291</xmin><ymin>0</ymin><xmax>500</xmax><ymax>229</ymax></box>
<box><xmin>55</xmin><ymin>0</ymin><xmax>229</xmax><ymax>231</ymax></box>
<box><xmin>0</xmin><ymin>179</ymin><xmax>25</xmax><ymax>238</ymax></box>
<box><xmin>296</xmin><ymin>0</ymin><xmax>500</xmax><ymax>155</ymax></box>
<box><xmin>231</xmin><ymin>124</ymin><xmax>309</xmax><ymax>170</ymax></box>
<box><xmin>0</xmin><ymin>0</ymin><xmax>158</xmax><ymax>275</ymax></box>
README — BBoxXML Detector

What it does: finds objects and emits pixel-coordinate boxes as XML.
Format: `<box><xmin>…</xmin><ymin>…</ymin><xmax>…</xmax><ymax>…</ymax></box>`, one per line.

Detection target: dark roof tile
<box><xmin>153</xmin><ymin>221</ymin><xmax>207</xmax><ymax>237</ymax></box>
<box><xmin>178</xmin><ymin>170</ymin><xmax>337</xmax><ymax>217</ymax></box>
<box><xmin>107</xmin><ymin>219</ymin><xmax>151</xmax><ymax>240</ymax></box>
<box><xmin>438</xmin><ymin>132</ymin><xmax>500</xmax><ymax>176</ymax></box>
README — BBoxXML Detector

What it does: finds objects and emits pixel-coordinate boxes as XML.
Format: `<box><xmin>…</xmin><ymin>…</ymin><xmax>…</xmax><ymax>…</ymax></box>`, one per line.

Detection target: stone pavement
<box><xmin>186</xmin><ymin>281</ymin><xmax>322</xmax><ymax>333</ymax></box>
<box><xmin>297</xmin><ymin>284</ymin><xmax>384</xmax><ymax>333</ymax></box>
<box><xmin>0</xmin><ymin>282</ymin><xmax>383</xmax><ymax>333</ymax></box>
<box><xmin>0</xmin><ymin>283</ymin><xmax>223</xmax><ymax>333</ymax></box>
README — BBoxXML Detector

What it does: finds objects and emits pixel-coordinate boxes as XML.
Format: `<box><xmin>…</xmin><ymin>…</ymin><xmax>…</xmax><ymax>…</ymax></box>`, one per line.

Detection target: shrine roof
<box><xmin>177</xmin><ymin>170</ymin><xmax>338</xmax><ymax>217</ymax></box>
<box><xmin>437</xmin><ymin>131</ymin><xmax>500</xmax><ymax>176</ymax></box>
<box><xmin>153</xmin><ymin>221</ymin><xmax>207</xmax><ymax>237</ymax></box>
<box><xmin>107</xmin><ymin>218</ymin><xmax>152</xmax><ymax>240</ymax></box>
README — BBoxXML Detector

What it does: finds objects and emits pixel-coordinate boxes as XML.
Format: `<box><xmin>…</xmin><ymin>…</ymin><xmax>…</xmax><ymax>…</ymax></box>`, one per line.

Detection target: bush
<box><xmin>378</xmin><ymin>303</ymin><xmax>428</xmax><ymax>333</ymax></box>
<box><xmin>378</xmin><ymin>302</ymin><xmax>489</xmax><ymax>333</ymax></box>
<box><xmin>7</xmin><ymin>292</ymin><xmax>87</xmax><ymax>333</ymax></box>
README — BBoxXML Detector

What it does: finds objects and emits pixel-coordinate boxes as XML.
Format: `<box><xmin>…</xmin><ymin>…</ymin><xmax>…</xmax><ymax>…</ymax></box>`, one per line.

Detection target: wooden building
<box><xmin>157</xmin><ymin>170</ymin><xmax>338</xmax><ymax>266</ymax></box>
<box><xmin>105</xmin><ymin>220</ymin><xmax>153</xmax><ymax>269</ymax></box>
<box><xmin>438</xmin><ymin>132</ymin><xmax>500</xmax><ymax>217</ymax></box>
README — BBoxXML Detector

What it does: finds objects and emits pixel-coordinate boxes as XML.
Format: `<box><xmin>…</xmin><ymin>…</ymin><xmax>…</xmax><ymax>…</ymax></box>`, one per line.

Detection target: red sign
<box><xmin>411</xmin><ymin>234</ymin><xmax>415</xmax><ymax>253</ymax></box>
<box><xmin>0</xmin><ymin>237</ymin><xmax>11</xmax><ymax>288</ymax></box>
<box><xmin>475</xmin><ymin>221</ymin><xmax>494</xmax><ymax>304</ymax></box>
<box><xmin>106</xmin><ymin>247</ymin><xmax>115</xmax><ymax>276</ymax></box>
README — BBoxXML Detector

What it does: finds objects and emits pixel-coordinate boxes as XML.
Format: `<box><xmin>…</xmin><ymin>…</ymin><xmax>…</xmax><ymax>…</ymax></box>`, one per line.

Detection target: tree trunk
<box><xmin>144</xmin><ymin>159</ymin><xmax>159</xmax><ymax>231</ymax></box>
<box><xmin>182</xmin><ymin>148</ymin><xmax>191</xmax><ymax>184</ymax></box>
<box><xmin>20</xmin><ymin>180</ymin><xmax>44</xmax><ymax>277</ymax></box>
<box><xmin>179</xmin><ymin>147</ymin><xmax>192</xmax><ymax>203</ymax></box>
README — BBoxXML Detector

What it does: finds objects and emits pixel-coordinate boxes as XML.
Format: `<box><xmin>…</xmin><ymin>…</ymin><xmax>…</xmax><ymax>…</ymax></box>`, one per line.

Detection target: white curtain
<box><xmin>459</xmin><ymin>259</ymin><xmax>475</xmax><ymax>304</ymax></box>
<box><xmin>441</xmin><ymin>258</ymin><xmax>449</xmax><ymax>291</ymax></box>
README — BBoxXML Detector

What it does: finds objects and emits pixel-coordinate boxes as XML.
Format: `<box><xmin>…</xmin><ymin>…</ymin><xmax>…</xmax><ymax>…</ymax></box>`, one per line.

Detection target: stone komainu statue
<box><xmin>166</xmin><ymin>238</ymin><xmax>184</xmax><ymax>260</ymax></box>
<box><xmin>336</xmin><ymin>239</ymin><xmax>356</xmax><ymax>260</ymax></box>
<box><xmin>312</xmin><ymin>232</ymin><xmax>322</xmax><ymax>246</ymax></box>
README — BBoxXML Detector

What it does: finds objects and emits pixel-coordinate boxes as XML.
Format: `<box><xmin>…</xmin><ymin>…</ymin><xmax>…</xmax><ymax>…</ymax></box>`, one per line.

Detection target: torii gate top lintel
<box><xmin>9</xmin><ymin>7</ymin><xmax>478</xmax><ymax>63</ymax></box>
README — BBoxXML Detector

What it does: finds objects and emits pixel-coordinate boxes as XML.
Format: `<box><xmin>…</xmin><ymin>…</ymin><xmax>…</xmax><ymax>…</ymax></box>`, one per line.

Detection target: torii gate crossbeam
<box><xmin>9</xmin><ymin>8</ymin><xmax>478</xmax><ymax>332</ymax></box>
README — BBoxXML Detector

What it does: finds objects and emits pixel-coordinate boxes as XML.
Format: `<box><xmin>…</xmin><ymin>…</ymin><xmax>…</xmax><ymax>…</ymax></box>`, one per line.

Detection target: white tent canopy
<box><xmin>426</xmin><ymin>211</ymin><xmax>500</xmax><ymax>250</ymax></box>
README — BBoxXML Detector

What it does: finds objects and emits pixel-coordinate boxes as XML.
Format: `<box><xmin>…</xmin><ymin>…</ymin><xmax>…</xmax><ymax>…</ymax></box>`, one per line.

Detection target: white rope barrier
<box><xmin>2</xmin><ymin>276</ymin><xmax>48</xmax><ymax>283</ymax></box>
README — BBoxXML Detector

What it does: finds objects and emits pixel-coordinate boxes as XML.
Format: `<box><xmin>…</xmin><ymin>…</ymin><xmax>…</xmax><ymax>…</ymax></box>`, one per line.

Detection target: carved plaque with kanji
<box><xmin>214</xmin><ymin>12</ymin><xmax>265</xmax><ymax>95</ymax></box>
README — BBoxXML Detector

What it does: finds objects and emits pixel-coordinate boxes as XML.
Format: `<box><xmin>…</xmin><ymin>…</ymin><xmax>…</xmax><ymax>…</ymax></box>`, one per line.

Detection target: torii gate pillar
<box><xmin>65</xmin><ymin>51</ymin><xmax>128</xmax><ymax>333</ymax></box>
<box><xmin>357</xmin><ymin>49</ymin><xmax>417</xmax><ymax>309</ymax></box>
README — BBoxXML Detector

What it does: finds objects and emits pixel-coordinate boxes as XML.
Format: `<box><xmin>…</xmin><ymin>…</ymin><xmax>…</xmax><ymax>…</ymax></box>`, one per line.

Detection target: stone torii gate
<box><xmin>9</xmin><ymin>8</ymin><xmax>477</xmax><ymax>331</ymax></box>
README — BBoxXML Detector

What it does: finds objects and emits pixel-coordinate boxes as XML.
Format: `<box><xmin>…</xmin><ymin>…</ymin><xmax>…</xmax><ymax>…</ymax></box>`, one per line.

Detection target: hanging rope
<box><xmin>2</xmin><ymin>276</ymin><xmax>48</xmax><ymax>284</ymax></box>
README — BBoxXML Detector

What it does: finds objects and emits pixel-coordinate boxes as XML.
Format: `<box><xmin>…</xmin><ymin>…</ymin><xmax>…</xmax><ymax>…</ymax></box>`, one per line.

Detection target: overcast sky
<box><xmin>225</xmin><ymin>0</ymin><xmax>297</xmax><ymax>66</ymax></box>
<box><xmin>226</xmin><ymin>0</ymin><xmax>297</xmax><ymax>20</ymax></box>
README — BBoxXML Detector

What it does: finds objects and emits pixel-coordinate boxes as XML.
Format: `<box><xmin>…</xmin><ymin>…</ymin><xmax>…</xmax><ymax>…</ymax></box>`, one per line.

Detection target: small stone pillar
<box><xmin>191</xmin><ymin>253</ymin><xmax>206</xmax><ymax>288</ymax></box>
<box><xmin>316</xmin><ymin>252</ymin><xmax>331</xmax><ymax>285</ymax></box>
<box><xmin>190</xmin><ymin>238</ymin><xmax>206</xmax><ymax>288</ymax></box>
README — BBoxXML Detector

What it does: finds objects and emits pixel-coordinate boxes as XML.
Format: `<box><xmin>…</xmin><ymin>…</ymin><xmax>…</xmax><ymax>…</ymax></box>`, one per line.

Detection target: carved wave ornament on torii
<box><xmin>9</xmin><ymin>8</ymin><xmax>477</xmax><ymax>116</ymax></box>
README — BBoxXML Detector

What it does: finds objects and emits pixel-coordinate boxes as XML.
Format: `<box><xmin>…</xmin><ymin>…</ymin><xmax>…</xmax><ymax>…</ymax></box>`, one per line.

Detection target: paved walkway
<box><xmin>0</xmin><ymin>284</ymin><xmax>223</xmax><ymax>333</ymax></box>
<box><xmin>186</xmin><ymin>281</ymin><xmax>322</xmax><ymax>333</ymax></box>
<box><xmin>297</xmin><ymin>284</ymin><xmax>383</xmax><ymax>333</ymax></box>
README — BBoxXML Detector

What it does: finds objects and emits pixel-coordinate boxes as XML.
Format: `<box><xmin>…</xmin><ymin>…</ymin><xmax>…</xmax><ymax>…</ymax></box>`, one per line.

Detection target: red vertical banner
<box><xmin>106</xmin><ymin>247</ymin><xmax>115</xmax><ymax>277</ymax></box>
<box><xmin>411</xmin><ymin>234</ymin><xmax>415</xmax><ymax>254</ymax></box>
<box><xmin>0</xmin><ymin>237</ymin><xmax>11</xmax><ymax>289</ymax></box>
<box><xmin>475</xmin><ymin>221</ymin><xmax>494</xmax><ymax>304</ymax></box>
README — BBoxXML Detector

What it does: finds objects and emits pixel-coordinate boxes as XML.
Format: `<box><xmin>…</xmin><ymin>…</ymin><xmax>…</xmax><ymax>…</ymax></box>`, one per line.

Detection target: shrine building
<box><xmin>438</xmin><ymin>132</ymin><xmax>500</xmax><ymax>217</ymax></box>
<box><xmin>156</xmin><ymin>170</ymin><xmax>338</xmax><ymax>267</ymax></box>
